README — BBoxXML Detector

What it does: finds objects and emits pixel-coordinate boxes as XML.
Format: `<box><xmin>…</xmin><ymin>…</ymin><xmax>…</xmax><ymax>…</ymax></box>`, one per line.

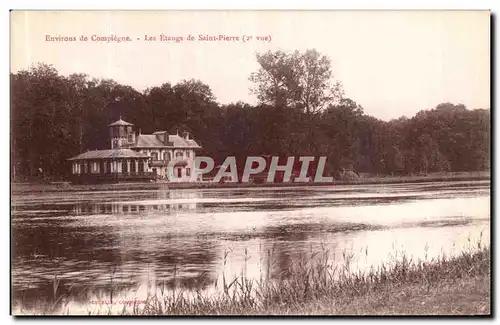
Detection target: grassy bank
<box><xmin>11</xmin><ymin>171</ymin><xmax>490</xmax><ymax>194</ymax></box>
<box><xmin>137</xmin><ymin>246</ymin><xmax>490</xmax><ymax>316</ymax></box>
<box><xmin>16</xmin><ymin>244</ymin><xmax>490</xmax><ymax>316</ymax></box>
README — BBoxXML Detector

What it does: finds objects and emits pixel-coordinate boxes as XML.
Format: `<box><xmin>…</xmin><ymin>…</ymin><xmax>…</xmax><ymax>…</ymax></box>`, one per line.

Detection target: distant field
<box><xmin>10</xmin><ymin>171</ymin><xmax>490</xmax><ymax>194</ymax></box>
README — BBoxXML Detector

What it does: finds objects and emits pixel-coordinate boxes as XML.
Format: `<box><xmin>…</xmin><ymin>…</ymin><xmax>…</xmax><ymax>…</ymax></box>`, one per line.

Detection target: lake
<box><xmin>11</xmin><ymin>180</ymin><xmax>490</xmax><ymax>314</ymax></box>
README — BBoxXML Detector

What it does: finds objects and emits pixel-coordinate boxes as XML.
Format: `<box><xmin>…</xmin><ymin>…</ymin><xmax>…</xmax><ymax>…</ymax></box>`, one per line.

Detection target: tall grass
<box><xmin>151</xmin><ymin>244</ymin><xmax>489</xmax><ymax>315</ymax></box>
<box><xmin>14</xmin><ymin>241</ymin><xmax>490</xmax><ymax>315</ymax></box>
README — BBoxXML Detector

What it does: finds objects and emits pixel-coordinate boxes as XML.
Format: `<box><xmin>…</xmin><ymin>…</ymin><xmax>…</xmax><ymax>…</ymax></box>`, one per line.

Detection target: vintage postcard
<box><xmin>10</xmin><ymin>10</ymin><xmax>491</xmax><ymax>316</ymax></box>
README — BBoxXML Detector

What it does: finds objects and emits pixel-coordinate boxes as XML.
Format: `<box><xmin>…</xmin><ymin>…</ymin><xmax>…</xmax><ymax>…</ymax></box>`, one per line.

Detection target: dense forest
<box><xmin>10</xmin><ymin>49</ymin><xmax>490</xmax><ymax>181</ymax></box>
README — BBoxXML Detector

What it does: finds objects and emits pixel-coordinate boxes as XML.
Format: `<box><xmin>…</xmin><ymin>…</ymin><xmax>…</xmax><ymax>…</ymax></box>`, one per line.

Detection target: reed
<box><xmin>14</xmin><ymin>241</ymin><xmax>490</xmax><ymax>316</ymax></box>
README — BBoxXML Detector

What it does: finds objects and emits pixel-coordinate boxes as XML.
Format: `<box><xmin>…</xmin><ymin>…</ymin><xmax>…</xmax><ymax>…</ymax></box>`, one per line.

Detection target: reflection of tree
<box><xmin>258</xmin><ymin>225</ymin><xmax>312</xmax><ymax>281</ymax></box>
<box><xmin>150</xmin><ymin>241</ymin><xmax>217</xmax><ymax>291</ymax></box>
<box><xmin>260</xmin><ymin>241</ymin><xmax>310</xmax><ymax>282</ymax></box>
<box><xmin>259</xmin><ymin>224</ymin><xmax>363</xmax><ymax>282</ymax></box>
<box><xmin>12</xmin><ymin>219</ymin><xmax>123</xmax><ymax>309</ymax></box>
<box><xmin>12</xmin><ymin>189</ymin><xmax>218</xmax><ymax>312</ymax></box>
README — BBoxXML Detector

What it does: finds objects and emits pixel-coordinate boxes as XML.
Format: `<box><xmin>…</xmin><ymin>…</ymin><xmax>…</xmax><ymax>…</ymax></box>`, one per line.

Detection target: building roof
<box><xmin>68</xmin><ymin>149</ymin><xmax>149</xmax><ymax>161</ymax></box>
<box><xmin>134</xmin><ymin>134</ymin><xmax>202</xmax><ymax>149</ymax></box>
<box><xmin>108</xmin><ymin>118</ymin><xmax>134</xmax><ymax>127</ymax></box>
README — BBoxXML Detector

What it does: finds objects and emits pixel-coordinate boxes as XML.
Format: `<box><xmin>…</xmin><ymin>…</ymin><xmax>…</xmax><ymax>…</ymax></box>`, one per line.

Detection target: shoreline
<box><xmin>14</xmin><ymin>246</ymin><xmax>491</xmax><ymax>316</ymax></box>
<box><xmin>11</xmin><ymin>171</ymin><xmax>490</xmax><ymax>194</ymax></box>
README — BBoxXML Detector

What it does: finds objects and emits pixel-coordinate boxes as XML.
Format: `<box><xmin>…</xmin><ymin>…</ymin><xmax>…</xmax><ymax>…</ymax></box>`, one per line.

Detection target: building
<box><xmin>68</xmin><ymin>118</ymin><xmax>202</xmax><ymax>184</ymax></box>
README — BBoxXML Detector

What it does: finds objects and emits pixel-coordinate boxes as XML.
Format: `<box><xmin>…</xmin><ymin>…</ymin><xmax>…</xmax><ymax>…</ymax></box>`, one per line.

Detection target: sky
<box><xmin>10</xmin><ymin>10</ymin><xmax>490</xmax><ymax>121</ymax></box>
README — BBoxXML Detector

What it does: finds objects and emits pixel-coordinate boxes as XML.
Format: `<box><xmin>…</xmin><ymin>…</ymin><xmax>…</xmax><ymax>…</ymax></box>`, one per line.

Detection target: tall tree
<box><xmin>249</xmin><ymin>49</ymin><xmax>344</xmax><ymax>115</ymax></box>
<box><xmin>10</xmin><ymin>60</ymin><xmax>491</xmax><ymax>182</ymax></box>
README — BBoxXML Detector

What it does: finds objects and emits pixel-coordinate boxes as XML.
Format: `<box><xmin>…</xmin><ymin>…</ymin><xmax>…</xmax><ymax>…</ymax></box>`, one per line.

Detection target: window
<box><xmin>128</xmin><ymin>133</ymin><xmax>133</xmax><ymax>142</ymax></box>
<box><xmin>152</xmin><ymin>152</ymin><xmax>158</xmax><ymax>160</ymax></box>
<box><xmin>186</xmin><ymin>151</ymin><xmax>190</xmax><ymax>158</ymax></box>
<box><xmin>186</xmin><ymin>168</ymin><xmax>191</xmax><ymax>177</ymax></box>
<box><xmin>176</xmin><ymin>167</ymin><xmax>182</xmax><ymax>178</ymax></box>
<box><xmin>176</xmin><ymin>151</ymin><xmax>183</xmax><ymax>159</ymax></box>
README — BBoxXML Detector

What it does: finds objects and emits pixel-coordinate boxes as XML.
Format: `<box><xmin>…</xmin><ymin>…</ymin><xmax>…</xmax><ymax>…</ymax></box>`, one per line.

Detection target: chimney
<box><xmin>182</xmin><ymin>131</ymin><xmax>189</xmax><ymax>140</ymax></box>
<box><xmin>164</xmin><ymin>132</ymin><xmax>170</xmax><ymax>145</ymax></box>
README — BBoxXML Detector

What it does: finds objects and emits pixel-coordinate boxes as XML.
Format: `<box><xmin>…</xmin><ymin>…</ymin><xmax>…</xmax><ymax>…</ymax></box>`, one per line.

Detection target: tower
<box><xmin>108</xmin><ymin>118</ymin><xmax>136</xmax><ymax>149</ymax></box>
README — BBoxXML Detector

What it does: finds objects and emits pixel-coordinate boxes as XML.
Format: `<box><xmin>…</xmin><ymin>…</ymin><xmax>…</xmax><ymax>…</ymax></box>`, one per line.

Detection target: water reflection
<box><xmin>11</xmin><ymin>181</ymin><xmax>490</xmax><ymax>314</ymax></box>
<box><xmin>71</xmin><ymin>190</ymin><xmax>201</xmax><ymax>215</ymax></box>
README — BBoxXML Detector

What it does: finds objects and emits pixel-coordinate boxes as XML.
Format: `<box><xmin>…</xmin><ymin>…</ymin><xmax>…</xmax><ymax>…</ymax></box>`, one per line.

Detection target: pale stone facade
<box><xmin>68</xmin><ymin>118</ymin><xmax>202</xmax><ymax>183</ymax></box>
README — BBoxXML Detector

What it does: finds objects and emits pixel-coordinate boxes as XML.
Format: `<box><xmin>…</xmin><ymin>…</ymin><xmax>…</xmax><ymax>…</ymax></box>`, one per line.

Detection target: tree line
<box><xmin>10</xmin><ymin>49</ymin><xmax>490</xmax><ymax>181</ymax></box>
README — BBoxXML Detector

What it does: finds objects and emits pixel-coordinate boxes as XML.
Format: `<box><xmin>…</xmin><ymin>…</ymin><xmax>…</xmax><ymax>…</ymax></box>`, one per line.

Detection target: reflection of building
<box><xmin>72</xmin><ymin>191</ymin><xmax>202</xmax><ymax>215</ymax></box>
<box><xmin>68</xmin><ymin>118</ymin><xmax>202</xmax><ymax>183</ymax></box>
<box><xmin>72</xmin><ymin>202</ymin><xmax>199</xmax><ymax>215</ymax></box>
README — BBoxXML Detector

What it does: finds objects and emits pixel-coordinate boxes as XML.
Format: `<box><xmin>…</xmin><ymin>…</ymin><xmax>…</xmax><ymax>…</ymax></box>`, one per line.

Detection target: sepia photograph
<box><xmin>9</xmin><ymin>10</ymin><xmax>491</xmax><ymax>316</ymax></box>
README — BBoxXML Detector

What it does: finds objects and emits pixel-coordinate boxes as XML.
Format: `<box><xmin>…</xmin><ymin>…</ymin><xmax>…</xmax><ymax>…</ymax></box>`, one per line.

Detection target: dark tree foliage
<box><xmin>11</xmin><ymin>62</ymin><xmax>490</xmax><ymax>182</ymax></box>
